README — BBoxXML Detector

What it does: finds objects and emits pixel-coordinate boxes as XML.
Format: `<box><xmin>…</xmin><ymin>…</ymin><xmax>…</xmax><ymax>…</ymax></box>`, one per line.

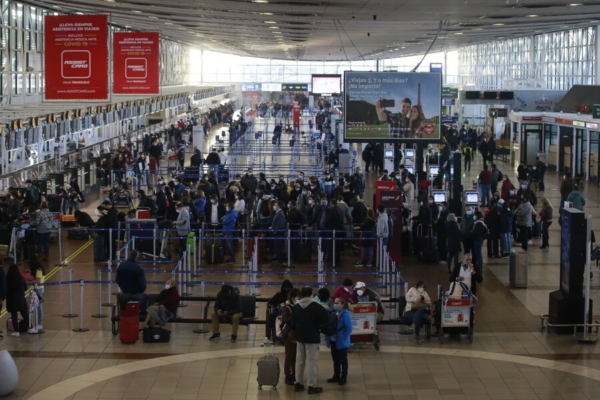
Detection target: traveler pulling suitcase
<box><xmin>120</xmin><ymin>301</ymin><xmax>140</xmax><ymax>344</ymax></box>
<box><xmin>257</xmin><ymin>344</ymin><xmax>280</xmax><ymax>389</ymax></box>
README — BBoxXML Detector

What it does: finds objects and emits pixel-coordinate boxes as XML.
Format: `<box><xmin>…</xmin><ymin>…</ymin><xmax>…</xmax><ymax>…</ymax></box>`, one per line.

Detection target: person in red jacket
<box><xmin>500</xmin><ymin>175</ymin><xmax>514</xmax><ymax>201</ymax></box>
<box><xmin>333</xmin><ymin>278</ymin><xmax>358</xmax><ymax>304</ymax></box>
<box><xmin>478</xmin><ymin>164</ymin><xmax>492</xmax><ymax>207</ymax></box>
<box><xmin>143</xmin><ymin>280</ymin><xmax>180</xmax><ymax>328</ymax></box>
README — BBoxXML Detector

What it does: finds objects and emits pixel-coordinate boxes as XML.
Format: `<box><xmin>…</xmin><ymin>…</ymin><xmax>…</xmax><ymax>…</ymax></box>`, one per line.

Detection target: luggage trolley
<box><xmin>349</xmin><ymin>302</ymin><xmax>380</xmax><ymax>351</ymax></box>
<box><xmin>438</xmin><ymin>282</ymin><xmax>476</xmax><ymax>344</ymax></box>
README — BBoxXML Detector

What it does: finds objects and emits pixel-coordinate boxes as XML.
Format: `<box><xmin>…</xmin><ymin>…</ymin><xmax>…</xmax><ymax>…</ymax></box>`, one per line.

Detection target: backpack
<box><xmin>496</xmin><ymin>169</ymin><xmax>503</xmax><ymax>182</ymax></box>
<box><xmin>474</xmin><ymin>220</ymin><xmax>490</xmax><ymax>240</ymax></box>
<box><xmin>320</xmin><ymin>313</ymin><xmax>338</xmax><ymax>336</ymax></box>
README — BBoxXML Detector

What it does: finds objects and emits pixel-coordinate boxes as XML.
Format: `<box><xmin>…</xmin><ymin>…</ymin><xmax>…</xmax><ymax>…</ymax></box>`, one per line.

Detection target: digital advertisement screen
<box><xmin>344</xmin><ymin>71</ymin><xmax>442</xmax><ymax>142</ymax></box>
<box><xmin>262</xmin><ymin>83</ymin><xmax>282</xmax><ymax>92</ymax></box>
<box><xmin>465</xmin><ymin>191</ymin><xmax>479</xmax><ymax>204</ymax></box>
<box><xmin>311</xmin><ymin>74</ymin><xmax>341</xmax><ymax>95</ymax></box>
<box><xmin>405</xmin><ymin>149</ymin><xmax>415</xmax><ymax>157</ymax></box>
<box><xmin>429</xmin><ymin>166</ymin><xmax>440</xmax><ymax>176</ymax></box>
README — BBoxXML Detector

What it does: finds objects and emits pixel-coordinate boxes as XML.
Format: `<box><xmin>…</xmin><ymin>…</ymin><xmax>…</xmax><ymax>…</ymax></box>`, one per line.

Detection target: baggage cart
<box><xmin>349</xmin><ymin>302</ymin><xmax>380</xmax><ymax>351</ymax></box>
<box><xmin>438</xmin><ymin>282</ymin><xmax>475</xmax><ymax>344</ymax></box>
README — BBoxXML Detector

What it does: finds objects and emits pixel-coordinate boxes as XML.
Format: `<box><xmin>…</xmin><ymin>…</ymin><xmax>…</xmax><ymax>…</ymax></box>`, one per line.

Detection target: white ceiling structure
<box><xmin>20</xmin><ymin>0</ymin><xmax>600</xmax><ymax>61</ymax></box>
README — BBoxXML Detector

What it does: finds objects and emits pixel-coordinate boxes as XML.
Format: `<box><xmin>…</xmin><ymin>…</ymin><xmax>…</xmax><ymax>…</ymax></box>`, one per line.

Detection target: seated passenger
<box><xmin>264</xmin><ymin>279</ymin><xmax>294</xmax><ymax>345</ymax></box>
<box><xmin>313</xmin><ymin>287</ymin><xmax>333</xmax><ymax>311</ymax></box>
<box><xmin>333</xmin><ymin>278</ymin><xmax>358</xmax><ymax>304</ymax></box>
<box><xmin>354</xmin><ymin>282</ymin><xmax>384</xmax><ymax>323</ymax></box>
<box><xmin>143</xmin><ymin>279</ymin><xmax>180</xmax><ymax>329</ymax></box>
<box><xmin>209</xmin><ymin>284</ymin><xmax>242</xmax><ymax>343</ymax></box>
<box><xmin>403</xmin><ymin>280</ymin><xmax>431</xmax><ymax>343</ymax></box>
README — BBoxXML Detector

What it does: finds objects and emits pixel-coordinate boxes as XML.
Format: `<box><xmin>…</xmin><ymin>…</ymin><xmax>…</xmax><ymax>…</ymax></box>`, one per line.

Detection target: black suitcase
<box><xmin>67</xmin><ymin>229</ymin><xmax>90</xmax><ymax>240</ymax></box>
<box><xmin>401</xmin><ymin>230</ymin><xmax>413</xmax><ymax>255</ymax></box>
<box><xmin>94</xmin><ymin>235</ymin><xmax>106</xmax><ymax>262</ymax></box>
<box><xmin>205</xmin><ymin>243</ymin><xmax>224</xmax><ymax>264</ymax></box>
<box><xmin>289</xmin><ymin>140</ymin><xmax>295</xmax><ymax>147</ymax></box>
<box><xmin>143</xmin><ymin>327</ymin><xmax>171</xmax><ymax>343</ymax></box>
<box><xmin>47</xmin><ymin>194</ymin><xmax>62</xmax><ymax>213</ymax></box>
<box><xmin>297</xmin><ymin>230</ymin><xmax>312</xmax><ymax>262</ymax></box>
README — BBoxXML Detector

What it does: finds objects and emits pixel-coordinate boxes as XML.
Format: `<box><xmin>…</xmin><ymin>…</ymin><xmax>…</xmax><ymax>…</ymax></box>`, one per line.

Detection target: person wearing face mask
<box><xmin>142</xmin><ymin>279</ymin><xmax>180</xmax><ymax>329</ymax></box>
<box><xmin>470</xmin><ymin>211</ymin><xmax>488</xmax><ymax>273</ymax></box>
<box><xmin>271</xmin><ymin>201</ymin><xmax>287</xmax><ymax>266</ymax></box>
<box><xmin>173</xmin><ymin>177</ymin><xmax>185</xmax><ymax>200</ymax></box>
<box><xmin>286</xmin><ymin>200</ymin><xmax>305</xmax><ymax>261</ymax></box>
<box><xmin>517</xmin><ymin>162</ymin><xmax>530</xmax><ymax>182</ymax></box>
<box><xmin>450</xmin><ymin>253</ymin><xmax>482</xmax><ymax>295</ymax></box>
<box><xmin>323</xmin><ymin>172</ymin><xmax>336</xmax><ymax>198</ymax></box>
<box><xmin>529</xmin><ymin>163</ymin><xmax>540</xmax><ymax>192</ymax></box>
<box><xmin>517</xmin><ymin>181</ymin><xmax>537</xmax><ymax>207</ymax></box>
<box><xmin>484</xmin><ymin>204</ymin><xmax>501</xmax><ymax>258</ymax></box>
<box><xmin>333</xmin><ymin>278</ymin><xmax>358</xmax><ymax>304</ymax></box>
<box><xmin>297</xmin><ymin>188</ymin><xmax>311</xmax><ymax>217</ymax></box>
<box><xmin>500</xmin><ymin>175</ymin><xmax>514</xmax><ymax>201</ymax></box>
<box><xmin>515</xmin><ymin>194</ymin><xmax>534</xmax><ymax>251</ymax></box>
<box><xmin>403</xmin><ymin>280</ymin><xmax>431</xmax><ymax>343</ymax></box>
<box><xmin>277</xmin><ymin>176</ymin><xmax>289</xmax><ymax>202</ymax></box>
<box><xmin>205</xmin><ymin>194</ymin><xmax>226</xmax><ymax>226</ymax></box>
<box><xmin>461</xmin><ymin>206</ymin><xmax>475</xmax><ymax>256</ymax></box>
<box><xmin>281</xmin><ymin>288</ymin><xmax>301</xmax><ymax>386</ymax></box>
<box><xmin>489</xmin><ymin>191</ymin><xmax>501</xmax><ymax>208</ymax></box>
<box><xmin>241</xmin><ymin>168</ymin><xmax>258</xmax><ymax>210</ymax></box>
<box><xmin>221</xmin><ymin>202</ymin><xmax>238</xmax><ymax>264</ymax></box>
<box><xmin>174</xmin><ymin>202</ymin><xmax>191</xmax><ymax>254</ymax></box>
<box><xmin>354</xmin><ymin>282</ymin><xmax>384</xmax><ymax>322</ymax></box>
<box><xmin>478</xmin><ymin>164</ymin><xmax>492</xmax><ymax>207</ymax></box>
<box><xmin>265</xmin><ymin>280</ymin><xmax>294</xmax><ymax>345</ymax></box>
<box><xmin>325</xmin><ymin>297</ymin><xmax>353</xmax><ymax>387</ymax></box>
<box><xmin>566</xmin><ymin>184</ymin><xmax>586</xmax><ymax>212</ymax></box>
<box><xmin>289</xmin><ymin>183</ymin><xmax>302</xmax><ymax>202</ymax></box>
<box><xmin>209</xmin><ymin>284</ymin><xmax>242</xmax><ymax>342</ymax></box>
<box><xmin>498</xmin><ymin>199</ymin><xmax>514</xmax><ymax>258</ymax></box>
<box><xmin>136</xmin><ymin>189</ymin><xmax>156</xmax><ymax>216</ymax></box>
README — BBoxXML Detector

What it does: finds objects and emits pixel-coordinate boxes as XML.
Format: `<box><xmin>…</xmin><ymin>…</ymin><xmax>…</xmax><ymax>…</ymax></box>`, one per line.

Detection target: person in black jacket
<box><xmin>205</xmin><ymin>194</ymin><xmax>226</xmax><ymax>226</ymax></box>
<box><xmin>155</xmin><ymin>185</ymin><xmax>168</xmax><ymax>217</ymax></box>
<box><xmin>287</xmin><ymin>200</ymin><xmax>305</xmax><ymax>261</ymax></box>
<box><xmin>354</xmin><ymin>209</ymin><xmax>377</xmax><ymax>267</ymax></box>
<box><xmin>445</xmin><ymin>213</ymin><xmax>462</xmax><ymax>274</ymax></box>
<box><xmin>264</xmin><ymin>279</ymin><xmax>294</xmax><ymax>345</ymax></box>
<box><xmin>325</xmin><ymin>198</ymin><xmax>345</xmax><ymax>265</ymax></box>
<box><xmin>484</xmin><ymin>205</ymin><xmax>501</xmax><ymax>258</ymax></box>
<box><xmin>209</xmin><ymin>284</ymin><xmax>242</xmax><ymax>342</ymax></box>
<box><xmin>350</xmin><ymin>196</ymin><xmax>367</xmax><ymax>225</ymax></box>
<box><xmin>74</xmin><ymin>210</ymin><xmax>95</xmax><ymax>228</ymax></box>
<box><xmin>0</xmin><ymin>261</ymin><xmax>6</xmax><ymax>338</ymax></box>
<box><xmin>436</xmin><ymin>201</ymin><xmax>449</xmax><ymax>262</ymax></box>
<box><xmin>97</xmin><ymin>200</ymin><xmax>118</xmax><ymax>260</ymax></box>
<box><xmin>292</xmin><ymin>286</ymin><xmax>329</xmax><ymax>394</ymax></box>
<box><xmin>6</xmin><ymin>263</ymin><xmax>36</xmax><ymax>336</ymax></box>
<box><xmin>412</xmin><ymin>200</ymin><xmax>432</xmax><ymax>253</ymax></box>
<box><xmin>449</xmin><ymin>253</ymin><xmax>483</xmax><ymax>296</ymax></box>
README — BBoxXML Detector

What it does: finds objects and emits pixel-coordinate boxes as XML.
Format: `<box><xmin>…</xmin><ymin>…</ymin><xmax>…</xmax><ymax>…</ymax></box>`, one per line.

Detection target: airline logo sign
<box><xmin>44</xmin><ymin>15</ymin><xmax>109</xmax><ymax>100</ymax></box>
<box><xmin>113</xmin><ymin>32</ymin><xmax>160</xmax><ymax>94</ymax></box>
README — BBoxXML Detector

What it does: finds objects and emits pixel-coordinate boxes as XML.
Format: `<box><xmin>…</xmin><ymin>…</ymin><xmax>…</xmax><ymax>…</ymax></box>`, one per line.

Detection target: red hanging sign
<box><xmin>112</xmin><ymin>32</ymin><xmax>160</xmax><ymax>95</ymax></box>
<box><xmin>44</xmin><ymin>15</ymin><xmax>109</xmax><ymax>101</ymax></box>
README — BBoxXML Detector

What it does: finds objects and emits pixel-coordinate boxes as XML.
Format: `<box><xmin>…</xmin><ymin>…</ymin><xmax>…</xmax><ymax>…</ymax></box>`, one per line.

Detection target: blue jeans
<box><xmin>359</xmin><ymin>247</ymin><xmax>374</xmax><ymax>265</ymax></box>
<box><xmin>34</xmin><ymin>288</ymin><xmax>44</xmax><ymax>327</ymax></box>
<box><xmin>404</xmin><ymin>308</ymin><xmax>428</xmax><ymax>336</ymax></box>
<box><xmin>38</xmin><ymin>232</ymin><xmax>51</xmax><ymax>253</ymax></box>
<box><xmin>472</xmin><ymin>238</ymin><xmax>484</xmax><ymax>274</ymax></box>
<box><xmin>500</xmin><ymin>232</ymin><xmax>511</xmax><ymax>255</ymax></box>
<box><xmin>224</xmin><ymin>234</ymin><xmax>236</xmax><ymax>261</ymax></box>
<box><xmin>480</xmin><ymin>184</ymin><xmax>490</xmax><ymax>206</ymax></box>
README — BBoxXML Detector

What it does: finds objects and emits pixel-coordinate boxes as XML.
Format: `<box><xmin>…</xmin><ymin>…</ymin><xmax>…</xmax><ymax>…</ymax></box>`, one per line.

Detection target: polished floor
<box><xmin>2</xmin><ymin>123</ymin><xmax>600</xmax><ymax>400</ymax></box>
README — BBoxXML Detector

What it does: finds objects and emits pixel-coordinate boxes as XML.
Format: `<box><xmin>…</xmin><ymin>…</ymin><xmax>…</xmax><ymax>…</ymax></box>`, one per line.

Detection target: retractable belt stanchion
<box><xmin>192</xmin><ymin>238</ymin><xmax>198</xmax><ymax>276</ymax></box>
<box><xmin>92</xmin><ymin>270</ymin><xmax>107</xmax><ymax>318</ymax></box>
<box><xmin>186</xmin><ymin>244</ymin><xmax>194</xmax><ymax>287</ymax></box>
<box><xmin>58</xmin><ymin>227</ymin><xmax>64</xmax><ymax>265</ymax></box>
<box><xmin>377</xmin><ymin>239</ymin><xmax>385</xmax><ymax>288</ymax></box>
<box><xmin>153</xmin><ymin>228</ymin><xmax>157</xmax><ymax>262</ymax></box>
<box><xmin>242</xmin><ymin>228</ymin><xmax>246</xmax><ymax>271</ymax></box>
<box><xmin>287</xmin><ymin>226</ymin><xmax>291</xmax><ymax>268</ymax></box>
<box><xmin>381</xmin><ymin>251</ymin><xmax>391</xmax><ymax>296</ymax></box>
<box><xmin>318</xmin><ymin>237</ymin><xmax>324</xmax><ymax>288</ymax></box>
<box><xmin>11</xmin><ymin>227</ymin><xmax>16</xmax><ymax>260</ymax></box>
<box><xmin>72</xmin><ymin>280</ymin><xmax>90</xmax><ymax>332</ymax></box>
<box><xmin>102</xmin><ymin>259</ymin><xmax>114</xmax><ymax>307</ymax></box>
<box><xmin>182</xmin><ymin>249</ymin><xmax>191</xmax><ymax>296</ymax></box>
<box><xmin>192</xmin><ymin>281</ymin><xmax>209</xmax><ymax>334</ymax></box>
<box><xmin>62</xmin><ymin>268</ymin><xmax>78</xmax><ymax>318</ymax></box>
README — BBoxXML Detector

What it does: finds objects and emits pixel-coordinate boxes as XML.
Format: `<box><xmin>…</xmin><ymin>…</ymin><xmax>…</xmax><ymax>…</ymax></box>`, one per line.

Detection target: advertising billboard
<box><xmin>344</xmin><ymin>71</ymin><xmax>442</xmax><ymax>142</ymax></box>
<box><xmin>311</xmin><ymin>74</ymin><xmax>341</xmax><ymax>95</ymax></box>
<box><xmin>113</xmin><ymin>32</ymin><xmax>160</xmax><ymax>95</ymax></box>
<box><xmin>44</xmin><ymin>15</ymin><xmax>109</xmax><ymax>101</ymax></box>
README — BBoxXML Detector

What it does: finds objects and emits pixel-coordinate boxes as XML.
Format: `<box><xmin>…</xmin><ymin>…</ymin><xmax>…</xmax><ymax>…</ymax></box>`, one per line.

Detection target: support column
<box><xmin>596</xmin><ymin>27</ymin><xmax>600</xmax><ymax>85</ymax></box>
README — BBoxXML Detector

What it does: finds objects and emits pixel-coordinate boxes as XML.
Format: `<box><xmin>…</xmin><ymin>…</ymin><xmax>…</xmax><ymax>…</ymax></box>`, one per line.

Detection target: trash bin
<box><xmin>509</xmin><ymin>248</ymin><xmax>528</xmax><ymax>288</ymax></box>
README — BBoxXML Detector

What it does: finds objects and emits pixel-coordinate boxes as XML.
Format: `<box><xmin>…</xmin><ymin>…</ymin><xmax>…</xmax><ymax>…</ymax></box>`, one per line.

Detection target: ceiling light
<box><xmin>269</xmin><ymin>26</ymin><xmax>279</xmax><ymax>29</ymax></box>
<box><xmin>455</xmin><ymin>32</ymin><xmax>463</xmax><ymax>35</ymax></box>
<box><xmin>253</xmin><ymin>0</ymin><xmax>270</xmax><ymax>3</ymax></box>
<box><xmin>165</xmin><ymin>22</ymin><xmax>173</xmax><ymax>25</ymax></box>
<box><xmin>401</xmin><ymin>46</ymin><xmax>406</xmax><ymax>49</ymax></box>
<box><xmin>76</xmin><ymin>12</ymin><xmax>84</xmax><ymax>15</ymax></box>
<box><xmin>132</xmin><ymin>10</ymin><xmax>143</xmax><ymax>14</ymax></box>
<box><xmin>148</xmin><ymin>16</ymin><xmax>158</xmax><ymax>19</ymax></box>
<box><xmin>260</xmin><ymin>12</ymin><xmax>273</xmax><ymax>15</ymax></box>
<box><xmin>264</xmin><ymin>21</ymin><xmax>277</xmax><ymax>24</ymax></box>
<box><xmin>125</xmin><ymin>25</ymin><xmax>131</xmax><ymax>28</ymax></box>
<box><xmin>394</xmin><ymin>48</ymin><xmax>399</xmax><ymax>50</ymax></box>
<box><xmin>493</xmin><ymin>23</ymin><xmax>504</xmax><ymax>26</ymax></box>
<box><xmin>525</xmin><ymin>15</ymin><xmax>538</xmax><ymax>18</ymax></box>
<box><xmin>568</xmin><ymin>3</ymin><xmax>583</xmax><ymax>6</ymax></box>
<box><xmin>498</xmin><ymin>36</ymin><xmax>505</xmax><ymax>39</ymax></box>
<box><xmin>104</xmin><ymin>0</ymin><xmax>115</xmax><ymax>2</ymax></box>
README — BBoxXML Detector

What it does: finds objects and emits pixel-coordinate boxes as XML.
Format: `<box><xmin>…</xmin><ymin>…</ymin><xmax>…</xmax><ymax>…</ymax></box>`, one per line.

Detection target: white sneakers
<box><xmin>36</xmin><ymin>325</ymin><xmax>43</xmax><ymax>331</ymax></box>
<box><xmin>28</xmin><ymin>328</ymin><xmax>38</xmax><ymax>334</ymax></box>
<box><xmin>11</xmin><ymin>332</ymin><xmax>19</xmax><ymax>337</ymax></box>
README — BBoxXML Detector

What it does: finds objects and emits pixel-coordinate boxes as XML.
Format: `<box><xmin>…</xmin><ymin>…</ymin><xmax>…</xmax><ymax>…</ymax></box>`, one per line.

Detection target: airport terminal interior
<box><xmin>5</xmin><ymin>1</ymin><xmax>600</xmax><ymax>400</ymax></box>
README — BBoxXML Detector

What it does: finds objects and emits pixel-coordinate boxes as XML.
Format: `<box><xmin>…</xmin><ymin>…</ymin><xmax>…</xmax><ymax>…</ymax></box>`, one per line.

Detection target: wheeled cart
<box><xmin>349</xmin><ymin>302</ymin><xmax>380</xmax><ymax>351</ymax></box>
<box><xmin>438</xmin><ymin>282</ymin><xmax>476</xmax><ymax>344</ymax></box>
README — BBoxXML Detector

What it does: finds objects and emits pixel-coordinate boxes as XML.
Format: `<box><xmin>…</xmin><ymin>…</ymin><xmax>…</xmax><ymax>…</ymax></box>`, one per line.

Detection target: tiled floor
<box><xmin>3</xmin><ymin>122</ymin><xmax>600</xmax><ymax>399</ymax></box>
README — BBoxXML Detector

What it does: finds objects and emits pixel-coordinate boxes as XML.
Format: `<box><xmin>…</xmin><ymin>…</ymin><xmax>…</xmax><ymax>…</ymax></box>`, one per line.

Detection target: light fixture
<box><xmin>253</xmin><ymin>0</ymin><xmax>270</xmax><ymax>3</ymax></box>
<box><xmin>148</xmin><ymin>16</ymin><xmax>158</xmax><ymax>19</ymax></box>
<box><xmin>132</xmin><ymin>10</ymin><xmax>143</xmax><ymax>14</ymax></box>
<box><xmin>260</xmin><ymin>12</ymin><xmax>274</xmax><ymax>15</ymax></box>
<box><xmin>165</xmin><ymin>22</ymin><xmax>173</xmax><ymax>25</ymax></box>
<box><xmin>568</xmin><ymin>3</ymin><xmax>583</xmax><ymax>6</ymax></box>
<box><xmin>264</xmin><ymin>21</ymin><xmax>277</xmax><ymax>24</ymax></box>
<box><xmin>401</xmin><ymin>46</ymin><xmax>406</xmax><ymax>49</ymax></box>
<box><xmin>75</xmin><ymin>11</ymin><xmax>84</xmax><ymax>15</ymax></box>
<box><xmin>104</xmin><ymin>0</ymin><xmax>115</xmax><ymax>2</ymax></box>
<box><xmin>525</xmin><ymin>14</ymin><xmax>539</xmax><ymax>18</ymax></box>
<box><xmin>455</xmin><ymin>32</ymin><xmax>463</xmax><ymax>35</ymax></box>
<box><xmin>269</xmin><ymin>26</ymin><xmax>279</xmax><ymax>29</ymax></box>
<box><xmin>493</xmin><ymin>23</ymin><xmax>504</xmax><ymax>26</ymax></box>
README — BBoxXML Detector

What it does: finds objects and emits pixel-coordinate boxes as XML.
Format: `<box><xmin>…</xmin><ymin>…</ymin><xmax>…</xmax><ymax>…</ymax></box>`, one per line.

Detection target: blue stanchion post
<box><xmin>72</xmin><ymin>280</ymin><xmax>90</xmax><ymax>333</ymax></box>
<box><xmin>192</xmin><ymin>281</ymin><xmax>209</xmax><ymax>334</ymax></box>
<box><xmin>62</xmin><ymin>268</ymin><xmax>78</xmax><ymax>318</ymax></box>
<box><xmin>92</xmin><ymin>269</ymin><xmax>108</xmax><ymax>318</ymax></box>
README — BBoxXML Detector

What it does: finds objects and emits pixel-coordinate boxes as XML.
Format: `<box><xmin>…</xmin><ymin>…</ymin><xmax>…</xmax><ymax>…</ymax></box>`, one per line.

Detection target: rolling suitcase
<box><xmin>248</xmin><ymin>233</ymin><xmax>268</xmax><ymax>262</ymax></box>
<box><xmin>257</xmin><ymin>344</ymin><xmax>280</xmax><ymax>389</ymax></box>
<box><xmin>94</xmin><ymin>235</ymin><xmax>106</xmax><ymax>262</ymax></box>
<box><xmin>297</xmin><ymin>230</ymin><xmax>312</xmax><ymax>262</ymax></box>
<box><xmin>205</xmin><ymin>226</ymin><xmax>223</xmax><ymax>264</ymax></box>
<box><xmin>416</xmin><ymin>226</ymin><xmax>437</xmax><ymax>263</ymax></box>
<box><xmin>47</xmin><ymin>194</ymin><xmax>62</xmax><ymax>213</ymax></box>
<box><xmin>119</xmin><ymin>301</ymin><xmax>140</xmax><ymax>344</ymax></box>
<box><xmin>401</xmin><ymin>230</ymin><xmax>413</xmax><ymax>255</ymax></box>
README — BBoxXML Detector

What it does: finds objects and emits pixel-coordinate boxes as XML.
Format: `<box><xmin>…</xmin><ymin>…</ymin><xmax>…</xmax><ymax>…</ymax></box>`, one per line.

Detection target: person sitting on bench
<box><xmin>209</xmin><ymin>284</ymin><xmax>242</xmax><ymax>342</ymax></box>
<box><xmin>354</xmin><ymin>281</ymin><xmax>385</xmax><ymax>323</ymax></box>
<box><xmin>403</xmin><ymin>280</ymin><xmax>431</xmax><ymax>343</ymax></box>
<box><xmin>142</xmin><ymin>279</ymin><xmax>180</xmax><ymax>329</ymax></box>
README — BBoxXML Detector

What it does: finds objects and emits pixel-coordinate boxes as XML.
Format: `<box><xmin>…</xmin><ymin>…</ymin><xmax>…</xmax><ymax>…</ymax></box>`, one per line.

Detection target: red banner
<box><xmin>44</xmin><ymin>15</ymin><xmax>109</xmax><ymax>100</ymax></box>
<box><xmin>113</xmin><ymin>32</ymin><xmax>160</xmax><ymax>95</ymax></box>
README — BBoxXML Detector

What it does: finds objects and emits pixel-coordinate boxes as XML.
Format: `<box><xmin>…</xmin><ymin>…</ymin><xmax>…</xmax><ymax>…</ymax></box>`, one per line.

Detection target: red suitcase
<box><xmin>120</xmin><ymin>302</ymin><xmax>140</xmax><ymax>344</ymax></box>
<box><xmin>248</xmin><ymin>234</ymin><xmax>268</xmax><ymax>262</ymax></box>
<box><xmin>149</xmin><ymin>157</ymin><xmax>157</xmax><ymax>171</ymax></box>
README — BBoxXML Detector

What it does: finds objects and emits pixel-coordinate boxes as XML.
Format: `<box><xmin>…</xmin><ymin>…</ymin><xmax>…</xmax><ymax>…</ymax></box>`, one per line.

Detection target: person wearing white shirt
<box><xmin>449</xmin><ymin>253</ymin><xmax>482</xmax><ymax>295</ymax></box>
<box><xmin>403</xmin><ymin>280</ymin><xmax>431</xmax><ymax>343</ymax></box>
<box><xmin>219</xmin><ymin>149</ymin><xmax>228</xmax><ymax>166</ymax></box>
<box><xmin>234</xmin><ymin>193</ymin><xmax>246</xmax><ymax>217</ymax></box>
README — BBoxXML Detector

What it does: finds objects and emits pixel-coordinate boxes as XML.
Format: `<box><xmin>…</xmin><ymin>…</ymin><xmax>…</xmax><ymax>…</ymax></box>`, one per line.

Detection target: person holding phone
<box><xmin>403</xmin><ymin>280</ymin><xmax>431</xmax><ymax>343</ymax></box>
<box><xmin>449</xmin><ymin>253</ymin><xmax>483</xmax><ymax>295</ymax></box>
<box><xmin>375</xmin><ymin>97</ymin><xmax>412</xmax><ymax>138</ymax></box>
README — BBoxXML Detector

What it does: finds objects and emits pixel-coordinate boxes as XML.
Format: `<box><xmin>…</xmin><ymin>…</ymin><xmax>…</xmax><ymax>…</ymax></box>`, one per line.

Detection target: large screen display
<box><xmin>311</xmin><ymin>74</ymin><xmax>341</xmax><ymax>95</ymax></box>
<box><xmin>344</xmin><ymin>71</ymin><xmax>441</xmax><ymax>142</ymax></box>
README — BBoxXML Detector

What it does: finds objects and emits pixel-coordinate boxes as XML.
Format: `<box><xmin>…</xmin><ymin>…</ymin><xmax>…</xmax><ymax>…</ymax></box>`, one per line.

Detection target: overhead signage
<box><xmin>573</xmin><ymin>120</ymin><xmax>586</xmax><ymax>127</ymax></box>
<box><xmin>282</xmin><ymin>83</ymin><xmax>308</xmax><ymax>91</ymax></box>
<box><xmin>521</xmin><ymin>116</ymin><xmax>542</xmax><ymax>122</ymax></box>
<box><xmin>541</xmin><ymin>117</ymin><xmax>556</xmax><ymax>123</ymax></box>
<box><xmin>586</xmin><ymin>122</ymin><xmax>599</xmax><ymax>129</ymax></box>
<box><xmin>593</xmin><ymin>104</ymin><xmax>600</xmax><ymax>119</ymax></box>
<box><xmin>430</xmin><ymin>63</ymin><xmax>443</xmax><ymax>73</ymax></box>
<box><xmin>556</xmin><ymin>118</ymin><xmax>573</xmax><ymax>125</ymax></box>
<box><xmin>261</xmin><ymin>83</ymin><xmax>282</xmax><ymax>92</ymax></box>
<box><xmin>44</xmin><ymin>14</ymin><xmax>109</xmax><ymax>101</ymax></box>
<box><xmin>442</xmin><ymin>87</ymin><xmax>458</xmax><ymax>98</ymax></box>
<box><xmin>112</xmin><ymin>32</ymin><xmax>160</xmax><ymax>95</ymax></box>
<box><xmin>242</xmin><ymin>83</ymin><xmax>261</xmax><ymax>91</ymax></box>
<box><xmin>344</xmin><ymin>71</ymin><xmax>442</xmax><ymax>142</ymax></box>
<box><xmin>442</xmin><ymin>99</ymin><xmax>455</xmax><ymax>106</ymax></box>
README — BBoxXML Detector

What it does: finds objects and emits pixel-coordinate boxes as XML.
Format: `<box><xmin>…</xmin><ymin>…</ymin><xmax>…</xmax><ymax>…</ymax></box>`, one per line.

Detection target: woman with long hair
<box><xmin>27</xmin><ymin>255</ymin><xmax>45</xmax><ymax>330</ymax></box>
<box><xmin>409</xmin><ymin>105</ymin><xmax>426</xmax><ymax>138</ymax></box>
<box><xmin>6</xmin><ymin>264</ymin><xmax>36</xmax><ymax>336</ymax></box>
<box><xmin>539</xmin><ymin>197</ymin><xmax>554</xmax><ymax>249</ymax></box>
<box><xmin>326</xmin><ymin>297</ymin><xmax>353</xmax><ymax>385</ymax></box>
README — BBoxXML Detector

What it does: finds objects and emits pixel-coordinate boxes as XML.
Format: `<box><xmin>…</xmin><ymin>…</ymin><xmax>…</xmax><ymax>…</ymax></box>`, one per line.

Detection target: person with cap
<box><xmin>354</xmin><ymin>282</ymin><xmax>384</xmax><ymax>323</ymax></box>
<box><xmin>174</xmin><ymin>202</ymin><xmax>190</xmax><ymax>254</ymax></box>
<box><xmin>209</xmin><ymin>284</ymin><xmax>242</xmax><ymax>342</ymax></box>
<box><xmin>116</xmin><ymin>249</ymin><xmax>147</xmax><ymax>301</ymax></box>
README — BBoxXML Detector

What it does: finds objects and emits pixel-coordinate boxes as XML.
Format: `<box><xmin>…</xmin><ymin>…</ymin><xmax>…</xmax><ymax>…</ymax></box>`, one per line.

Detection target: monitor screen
<box><xmin>405</xmin><ymin>149</ymin><xmax>415</xmax><ymax>157</ymax></box>
<box><xmin>433</xmin><ymin>192</ymin><xmax>446</xmax><ymax>203</ymax></box>
<box><xmin>465</xmin><ymin>191</ymin><xmax>479</xmax><ymax>204</ymax></box>
<box><xmin>429</xmin><ymin>166</ymin><xmax>440</xmax><ymax>176</ymax></box>
<box><xmin>385</xmin><ymin>149</ymin><xmax>393</xmax><ymax>157</ymax></box>
<box><xmin>465</xmin><ymin>91</ymin><xmax>480</xmax><ymax>99</ymax></box>
<box><xmin>405</xmin><ymin>166</ymin><xmax>414</xmax><ymax>174</ymax></box>
<box><xmin>311</xmin><ymin>74</ymin><xmax>342</xmax><ymax>95</ymax></box>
